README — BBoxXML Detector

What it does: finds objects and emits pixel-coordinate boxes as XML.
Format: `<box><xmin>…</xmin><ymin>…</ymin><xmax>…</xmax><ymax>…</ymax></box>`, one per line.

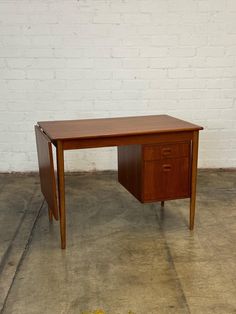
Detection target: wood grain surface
<box><xmin>35</xmin><ymin>115</ymin><xmax>203</xmax><ymax>248</ymax></box>
<box><xmin>118</xmin><ymin>145</ymin><xmax>142</xmax><ymax>201</ymax></box>
<box><xmin>35</xmin><ymin>126</ymin><xmax>59</xmax><ymax>220</ymax></box>
<box><xmin>38</xmin><ymin>114</ymin><xmax>203</xmax><ymax>141</ymax></box>
<box><xmin>118</xmin><ymin>141</ymin><xmax>191</xmax><ymax>203</ymax></box>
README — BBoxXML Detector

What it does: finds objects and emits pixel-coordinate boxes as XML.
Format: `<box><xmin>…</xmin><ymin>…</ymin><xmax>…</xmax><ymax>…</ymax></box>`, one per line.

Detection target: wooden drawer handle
<box><xmin>161</xmin><ymin>148</ymin><xmax>172</xmax><ymax>156</ymax></box>
<box><xmin>162</xmin><ymin>164</ymin><xmax>172</xmax><ymax>171</ymax></box>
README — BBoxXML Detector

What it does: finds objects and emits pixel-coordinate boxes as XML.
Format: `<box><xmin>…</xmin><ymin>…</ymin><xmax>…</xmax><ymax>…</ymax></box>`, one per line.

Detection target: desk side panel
<box><xmin>118</xmin><ymin>145</ymin><xmax>142</xmax><ymax>202</ymax></box>
<box><xmin>35</xmin><ymin>126</ymin><xmax>58</xmax><ymax>220</ymax></box>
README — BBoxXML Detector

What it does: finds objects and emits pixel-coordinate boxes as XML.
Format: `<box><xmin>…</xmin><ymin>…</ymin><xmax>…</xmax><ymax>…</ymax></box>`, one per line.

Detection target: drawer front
<box><xmin>142</xmin><ymin>157</ymin><xmax>190</xmax><ymax>202</ymax></box>
<box><xmin>144</xmin><ymin>142</ymin><xmax>190</xmax><ymax>161</ymax></box>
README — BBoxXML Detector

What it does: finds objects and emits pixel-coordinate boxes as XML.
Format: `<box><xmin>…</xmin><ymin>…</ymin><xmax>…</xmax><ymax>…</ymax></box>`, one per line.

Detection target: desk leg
<box><xmin>48</xmin><ymin>207</ymin><xmax>53</xmax><ymax>222</ymax></box>
<box><xmin>190</xmin><ymin>131</ymin><xmax>199</xmax><ymax>230</ymax></box>
<box><xmin>56</xmin><ymin>141</ymin><xmax>66</xmax><ymax>249</ymax></box>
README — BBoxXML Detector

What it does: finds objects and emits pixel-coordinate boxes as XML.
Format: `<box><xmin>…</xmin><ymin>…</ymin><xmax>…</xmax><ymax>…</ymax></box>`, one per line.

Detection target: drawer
<box><xmin>143</xmin><ymin>142</ymin><xmax>190</xmax><ymax>161</ymax></box>
<box><xmin>142</xmin><ymin>157</ymin><xmax>190</xmax><ymax>202</ymax></box>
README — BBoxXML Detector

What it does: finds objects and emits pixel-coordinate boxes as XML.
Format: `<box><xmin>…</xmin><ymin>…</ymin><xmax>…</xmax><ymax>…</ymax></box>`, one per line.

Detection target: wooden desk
<box><xmin>35</xmin><ymin>115</ymin><xmax>203</xmax><ymax>249</ymax></box>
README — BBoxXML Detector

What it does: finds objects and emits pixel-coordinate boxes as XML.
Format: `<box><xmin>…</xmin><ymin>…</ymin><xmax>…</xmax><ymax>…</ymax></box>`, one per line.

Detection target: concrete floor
<box><xmin>0</xmin><ymin>170</ymin><xmax>236</xmax><ymax>314</ymax></box>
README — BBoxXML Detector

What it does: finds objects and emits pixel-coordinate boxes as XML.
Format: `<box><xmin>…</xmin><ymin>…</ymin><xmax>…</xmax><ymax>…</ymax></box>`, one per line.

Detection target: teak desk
<box><xmin>35</xmin><ymin>115</ymin><xmax>203</xmax><ymax>249</ymax></box>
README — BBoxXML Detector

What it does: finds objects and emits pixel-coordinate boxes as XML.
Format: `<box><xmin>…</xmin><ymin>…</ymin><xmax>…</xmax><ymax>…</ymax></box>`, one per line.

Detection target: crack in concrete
<box><xmin>0</xmin><ymin>198</ymin><xmax>45</xmax><ymax>314</ymax></box>
<box><xmin>0</xmin><ymin>185</ymin><xmax>38</xmax><ymax>274</ymax></box>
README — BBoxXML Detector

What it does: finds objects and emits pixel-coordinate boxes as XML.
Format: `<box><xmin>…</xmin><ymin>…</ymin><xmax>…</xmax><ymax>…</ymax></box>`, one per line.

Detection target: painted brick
<box><xmin>122</xmin><ymin>58</ymin><xmax>148</xmax><ymax>69</ymax></box>
<box><xmin>140</xmin><ymin>47</ymin><xmax>168</xmax><ymax>57</ymax></box>
<box><xmin>122</xmin><ymin>13</ymin><xmax>151</xmax><ymax>24</ymax></box>
<box><xmin>93</xmin><ymin>13</ymin><xmax>121</xmax><ymax>24</ymax></box>
<box><xmin>0</xmin><ymin>69</ymin><xmax>25</xmax><ymax>79</ymax></box>
<box><xmin>168</xmin><ymin>69</ymin><xmax>195</xmax><ymax>78</ymax></box>
<box><xmin>112</xmin><ymin>48</ymin><xmax>139</xmax><ymax>58</ymax></box>
<box><xmin>26</xmin><ymin>70</ymin><xmax>54</xmax><ymax>79</ymax></box>
<box><xmin>67</xmin><ymin>59</ymin><xmax>94</xmax><ymax>69</ymax></box>
<box><xmin>0</xmin><ymin>0</ymin><xmax>235</xmax><ymax>171</ymax></box>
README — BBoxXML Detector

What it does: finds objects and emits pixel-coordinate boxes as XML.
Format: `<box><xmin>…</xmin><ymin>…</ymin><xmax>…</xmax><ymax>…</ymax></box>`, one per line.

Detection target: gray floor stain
<box><xmin>0</xmin><ymin>170</ymin><xmax>236</xmax><ymax>314</ymax></box>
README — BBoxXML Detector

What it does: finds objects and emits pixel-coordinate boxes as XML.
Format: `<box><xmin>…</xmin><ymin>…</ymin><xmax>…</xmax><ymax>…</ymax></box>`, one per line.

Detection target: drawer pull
<box><xmin>162</xmin><ymin>164</ymin><xmax>172</xmax><ymax>171</ymax></box>
<box><xmin>161</xmin><ymin>148</ymin><xmax>172</xmax><ymax>156</ymax></box>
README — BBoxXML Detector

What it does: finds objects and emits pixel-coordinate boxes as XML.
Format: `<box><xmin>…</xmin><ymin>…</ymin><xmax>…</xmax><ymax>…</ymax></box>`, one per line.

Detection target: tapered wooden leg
<box><xmin>48</xmin><ymin>207</ymin><xmax>53</xmax><ymax>222</ymax></box>
<box><xmin>190</xmin><ymin>131</ymin><xmax>199</xmax><ymax>230</ymax></box>
<box><xmin>56</xmin><ymin>140</ymin><xmax>66</xmax><ymax>249</ymax></box>
<box><xmin>161</xmin><ymin>201</ymin><xmax>165</xmax><ymax>207</ymax></box>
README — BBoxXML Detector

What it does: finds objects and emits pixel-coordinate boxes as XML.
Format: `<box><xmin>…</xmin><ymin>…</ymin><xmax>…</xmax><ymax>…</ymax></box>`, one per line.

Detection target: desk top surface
<box><xmin>38</xmin><ymin>115</ymin><xmax>203</xmax><ymax>141</ymax></box>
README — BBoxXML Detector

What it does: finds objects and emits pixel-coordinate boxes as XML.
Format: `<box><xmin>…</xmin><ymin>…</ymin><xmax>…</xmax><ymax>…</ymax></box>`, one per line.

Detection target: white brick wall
<box><xmin>0</xmin><ymin>0</ymin><xmax>236</xmax><ymax>172</ymax></box>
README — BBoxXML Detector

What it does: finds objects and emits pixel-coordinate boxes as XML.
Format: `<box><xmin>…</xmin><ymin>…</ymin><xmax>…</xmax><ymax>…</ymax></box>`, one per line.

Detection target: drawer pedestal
<box><xmin>118</xmin><ymin>140</ymin><xmax>191</xmax><ymax>203</ymax></box>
